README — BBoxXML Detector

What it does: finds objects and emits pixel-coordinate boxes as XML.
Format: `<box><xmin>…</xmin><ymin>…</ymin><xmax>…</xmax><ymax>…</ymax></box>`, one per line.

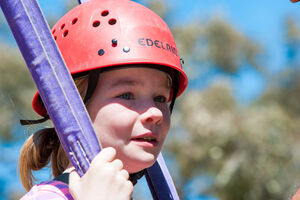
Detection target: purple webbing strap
<box><xmin>145</xmin><ymin>153</ymin><xmax>180</xmax><ymax>200</ymax></box>
<box><xmin>0</xmin><ymin>0</ymin><xmax>101</xmax><ymax>176</ymax></box>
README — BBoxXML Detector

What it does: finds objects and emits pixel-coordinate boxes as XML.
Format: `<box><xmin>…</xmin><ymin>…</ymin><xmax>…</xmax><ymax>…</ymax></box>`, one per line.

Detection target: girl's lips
<box><xmin>131</xmin><ymin>133</ymin><xmax>159</xmax><ymax>147</ymax></box>
<box><xmin>131</xmin><ymin>139</ymin><xmax>159</xmax><ymax>147</ymax></box>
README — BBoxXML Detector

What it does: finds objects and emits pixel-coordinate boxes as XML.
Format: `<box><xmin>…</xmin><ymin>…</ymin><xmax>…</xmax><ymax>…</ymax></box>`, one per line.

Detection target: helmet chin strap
<box><xmin>20</xmin><ymin>115</ymin><xmax>50</xmax><ymax>125</ymax></box>
<box><xmin>169</xmin><ymin>71</ymin><xmax>180</xmax><ymax>114</ymax></box>
<box><xmin>83</xmin><ymin>69</ymin><xmax>101</xmax><ymax>105</ymax></box>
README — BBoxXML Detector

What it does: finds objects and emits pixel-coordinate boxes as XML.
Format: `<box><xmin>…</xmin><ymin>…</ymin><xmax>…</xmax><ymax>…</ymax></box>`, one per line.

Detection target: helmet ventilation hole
<box><xmin>93</xmin><ymin>21</ymin><xmax>101</xmax><ymax>27</ymax></box>
<box><xmin>72</xmin><ymin>18</ymin><xmax>78</xmax><ymax>25</ymax></box>
<box><xmin>63</xmin><ymin>30</ymin><xmax>69</xmax><ymax>37</ymax></box>
<box><xmin>112</xmin><ymin>39</ymin><xmax>118</xmax><ymax>47</ymax></box>
<box><xmin>180</xmin><ymin>58</ymin><xmax>185</xmax><ymax>65</ymax></box>
<box><xmin>52</xmin><ymin>29</ymin><xmax>56</xmax><ymax>34</ymax></box>
<box><xmin>98</xmin><ymin>49</ymin><xmax>105</xmax><ymax>56</ymax></box>
<box><xmin>60</xmin><ymin>24</ymin><xmax>65</xmax><ymax>30</ymax></box>
<box><xmin>54</xmin><ymin>36</ymin><xmax>57</xmax><ymax>40</ymax></box>
<box><xmin>101</xmin><ymin>10</ymin><xmax>109</xmax><ymax>16</ymax></box>
<box><xmin>108</xmin><ymin>18</ymin><xmax>117</xmax><ymax>25</ymax></box>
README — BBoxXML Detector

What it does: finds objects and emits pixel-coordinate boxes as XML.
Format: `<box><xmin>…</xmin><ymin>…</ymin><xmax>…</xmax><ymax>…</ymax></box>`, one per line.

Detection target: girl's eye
<box><xmin>154</xmin><ymin>95</ymin><xmax>167</xmax><ymax>103</ymax></box>
<box><xmin>118</xmin><ymin>92</ymin><xmax>134</xmax><ymax>100</ymax></box>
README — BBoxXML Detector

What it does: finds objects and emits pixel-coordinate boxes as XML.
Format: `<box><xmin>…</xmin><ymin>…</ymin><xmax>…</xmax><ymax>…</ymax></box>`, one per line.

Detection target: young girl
<box><xmin>19</xmin><ymin>0</ymin><xmax>188</xmax><ymax>199</ymax></box>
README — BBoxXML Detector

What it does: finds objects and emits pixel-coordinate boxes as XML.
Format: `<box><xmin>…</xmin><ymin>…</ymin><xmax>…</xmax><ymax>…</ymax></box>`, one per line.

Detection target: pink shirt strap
<box><xmin>21</xmin><ymin>180</ymin><xmax>74</xmax><ymax>200</ymax></box>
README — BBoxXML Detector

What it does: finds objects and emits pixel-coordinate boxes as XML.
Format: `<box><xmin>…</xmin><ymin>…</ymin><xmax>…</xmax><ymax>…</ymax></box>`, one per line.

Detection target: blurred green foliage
<box><xmin>0</xmin><ymin>46</ymin><xmax>35</xmax><ymax>140</ymax></box>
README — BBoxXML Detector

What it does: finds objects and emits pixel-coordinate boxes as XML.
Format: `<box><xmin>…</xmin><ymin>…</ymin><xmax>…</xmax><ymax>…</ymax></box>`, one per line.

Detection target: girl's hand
<box><xmin>69</xmin><ymin>147</ymin><xmax>133</xmax><ymax>200</ymax></box>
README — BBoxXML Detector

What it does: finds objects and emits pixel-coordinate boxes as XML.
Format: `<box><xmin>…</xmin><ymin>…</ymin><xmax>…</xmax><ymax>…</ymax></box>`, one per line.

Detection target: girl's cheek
<box><xmin>161</xmin><ymin>105</ymin><xmax>171</xmax><ymax>119</ymax></box>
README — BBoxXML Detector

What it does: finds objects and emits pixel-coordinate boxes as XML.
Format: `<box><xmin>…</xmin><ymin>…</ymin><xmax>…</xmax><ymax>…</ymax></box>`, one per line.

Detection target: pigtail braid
<box><xmin>51</xmin><ymin>141</ymin><xmax>69</xmax><ymax>178</ymax></box>
<box><xmin>19</xmin><ymin>128</ymin><xmax>68</xmax><ymax>191</ymax></box>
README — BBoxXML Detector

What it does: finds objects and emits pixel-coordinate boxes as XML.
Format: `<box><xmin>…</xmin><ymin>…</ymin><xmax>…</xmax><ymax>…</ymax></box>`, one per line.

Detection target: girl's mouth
<box><xmin>131</xmin><ymin>134</ymin><xmax>159</xmax><ymax>147</ymax></box>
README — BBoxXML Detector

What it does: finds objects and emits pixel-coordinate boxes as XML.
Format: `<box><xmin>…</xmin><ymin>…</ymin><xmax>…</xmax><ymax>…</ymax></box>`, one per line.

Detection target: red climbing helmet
<box><xmin>32</xmin><ymin>0</ymin><xmax>188</xmax><ymax>117</ymax></box>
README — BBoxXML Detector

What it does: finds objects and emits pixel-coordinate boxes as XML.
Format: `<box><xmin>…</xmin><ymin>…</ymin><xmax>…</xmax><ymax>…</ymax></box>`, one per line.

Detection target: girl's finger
<box><xmin>69</xmin><ymin>170</ymin><xmax>81</xmax><ymax>182</ymax></box>
<box><xmin>92</xmin><ymin>147</ymin><xmax>116</xmax><ymax>165</ymax></box>
<box><xmin>69</xmin><ymin>170</ymin><xmax>81</xmax><ymax>196</ymax></box>
<box><xmin>111</xmin><ymin>159</ymin><xmax>123</xmax><ymax>170</ymax></box>
<box><xmin>119</xmin><ymin>169</ymin><xmax>130</xmax><ymax>180</ymax></box>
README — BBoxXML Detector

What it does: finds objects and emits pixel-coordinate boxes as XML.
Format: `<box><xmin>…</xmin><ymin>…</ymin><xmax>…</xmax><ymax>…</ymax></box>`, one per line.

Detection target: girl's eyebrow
<box><xmin>109</xmin><ymin>77</ymin><xmax>170</xmax><ymax>90</ymax></box>
<box><xmin>110</xmin><ymin>79</ymin><xmax>143</xmax><ymax>89</ymax></box>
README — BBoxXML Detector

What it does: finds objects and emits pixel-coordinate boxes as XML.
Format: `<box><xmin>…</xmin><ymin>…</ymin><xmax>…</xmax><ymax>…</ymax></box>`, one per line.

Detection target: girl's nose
<box><xmin>140</xmin><ymin>106</ymin><xmax>163</xmax><ymax>125</ymax></box>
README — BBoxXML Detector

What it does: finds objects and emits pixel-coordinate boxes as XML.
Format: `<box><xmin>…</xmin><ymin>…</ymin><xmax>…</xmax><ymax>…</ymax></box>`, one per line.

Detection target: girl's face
<box><xmin>87</xmin><ymin>67</ymin><xmax>171</xmax><ymax>173</ymax></box>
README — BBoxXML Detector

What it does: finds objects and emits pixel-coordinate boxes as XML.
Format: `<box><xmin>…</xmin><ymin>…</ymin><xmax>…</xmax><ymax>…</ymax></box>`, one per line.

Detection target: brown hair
<box><xmin>19</xmin><ymin>77</ymin><xmax>88</xmax><ymax>191</ymax></box>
